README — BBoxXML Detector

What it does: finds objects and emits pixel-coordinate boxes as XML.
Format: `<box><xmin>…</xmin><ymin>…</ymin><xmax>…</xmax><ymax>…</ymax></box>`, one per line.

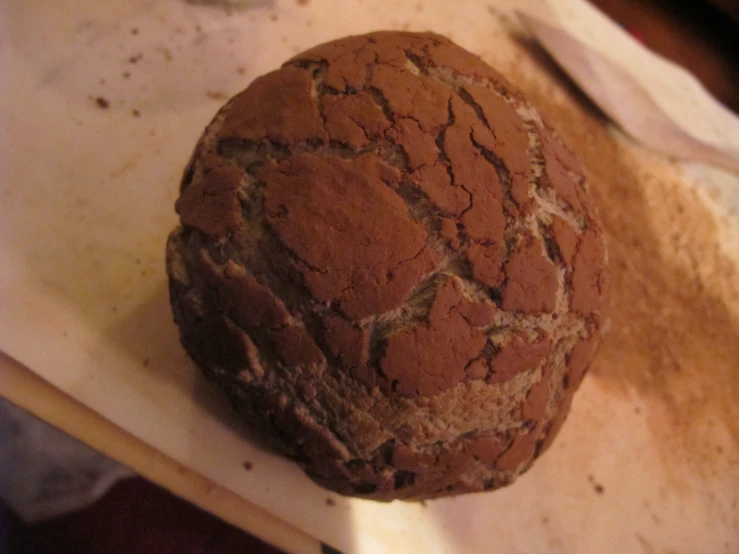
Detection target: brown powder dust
<box><xmin>504</xmin><ymin>38</ymin><xmax>739</xmax><ymax>482</ymax></box>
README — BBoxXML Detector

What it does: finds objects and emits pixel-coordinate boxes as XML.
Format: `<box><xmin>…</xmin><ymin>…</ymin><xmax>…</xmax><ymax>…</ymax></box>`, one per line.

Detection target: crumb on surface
<box><xmin>157</xmin><ymin>46</ymin><xmax>173</xmax><ymax>62</ymax></box>
<box><xmin>588</xmin><ymin>475</ymin><xmax>605</xmax><ymax>494</ymax></box>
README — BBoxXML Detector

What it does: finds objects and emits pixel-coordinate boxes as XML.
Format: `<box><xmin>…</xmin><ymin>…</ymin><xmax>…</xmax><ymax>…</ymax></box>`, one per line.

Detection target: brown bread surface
<box><xmin>166</xmin><ymin>31</ymin><xmax>608</xmax><ymax>500</ymax></box>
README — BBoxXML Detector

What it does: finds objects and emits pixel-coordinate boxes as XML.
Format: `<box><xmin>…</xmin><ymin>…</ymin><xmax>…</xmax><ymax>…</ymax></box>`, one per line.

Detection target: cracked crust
<box><xmin>166</xmin><ymin>31</ymin><xmax>608</xmax><ymax>501</ymax></box>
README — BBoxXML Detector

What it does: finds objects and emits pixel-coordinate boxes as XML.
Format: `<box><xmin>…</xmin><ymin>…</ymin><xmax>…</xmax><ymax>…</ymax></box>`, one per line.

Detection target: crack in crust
<box><xmin>166</xmin><ymin>31</ymin><xmax>608</xmax><ymax>501</ymax></box>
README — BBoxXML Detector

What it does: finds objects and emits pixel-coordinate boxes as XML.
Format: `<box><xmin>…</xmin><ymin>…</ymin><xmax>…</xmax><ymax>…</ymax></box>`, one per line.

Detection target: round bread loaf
<box><xmin>166</xmin><ymin>31</ymin><xmax>608</xmax><ymax>500</ymax></box>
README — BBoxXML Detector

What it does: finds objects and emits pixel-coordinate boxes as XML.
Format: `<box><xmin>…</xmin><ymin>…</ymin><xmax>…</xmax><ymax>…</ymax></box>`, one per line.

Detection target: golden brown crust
<box><xmin>380</xmin><ymin>279</ymin><xmax>488</xmax><ymax>398</ymax></box>
<box><xmin>488</xmin><ymin>337</ymin><xmax>552</xmax><ymax>385</ymax></box>
<box><xmin>175</xmin><ymin>155</ymin><xmax>244</xmax><ymax>238</ymax></box>
<box><xmin>218</xmin><ymin>65</ymin><xmax>328</xmax><ymax>146</ymax></box>
<box><xmin>166</xmin><ymin>31</ymin><xmax>608</xmax><ymax>501</ymax></box>
<box><xmin>501</xmin><ymin>232</ymin><xmax>558</xmax><ymax>314</ymax></box>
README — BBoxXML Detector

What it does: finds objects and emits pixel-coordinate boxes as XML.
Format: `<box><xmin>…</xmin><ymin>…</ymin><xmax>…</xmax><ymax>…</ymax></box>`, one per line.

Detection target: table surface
<box><xmin>2</xmin><ymin>1</ymin><xmax>737</xmax><ymax>553</ymax></box>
